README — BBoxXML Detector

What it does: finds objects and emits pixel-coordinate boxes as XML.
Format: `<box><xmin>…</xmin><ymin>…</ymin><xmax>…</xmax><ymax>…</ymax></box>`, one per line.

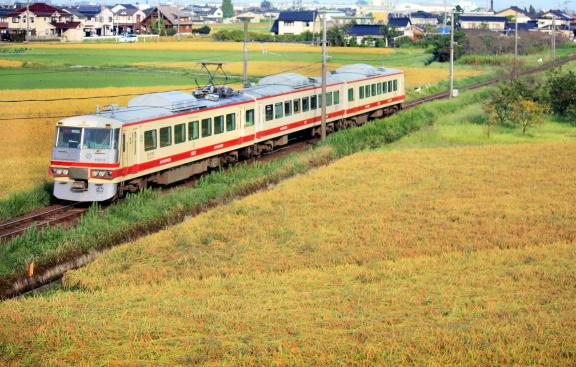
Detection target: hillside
<box><xmin>1</xmin><ymin>141</ymin><xmax>575</xmax><ymax>365</ymax></box>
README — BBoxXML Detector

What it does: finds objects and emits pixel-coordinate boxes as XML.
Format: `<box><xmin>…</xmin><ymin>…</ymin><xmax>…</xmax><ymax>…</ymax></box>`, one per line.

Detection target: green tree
<box><xmin>151</xmin><ymin>18</ymin><xmax>166</xmax><ymax>35</ymax></box>
<box><xmin>546</xmin><ymin>70</ymin><xmax>576</xmax><ymax>116</ymax></box>
<box><xmin>380</xmin><ymin>24</ymin><xmax>398</xmax><ymax>47</ymax></box>
<box><xmin>221</xmin><ymin>0</ymin><xmax>234</xmax><ymax>19</ymax></box>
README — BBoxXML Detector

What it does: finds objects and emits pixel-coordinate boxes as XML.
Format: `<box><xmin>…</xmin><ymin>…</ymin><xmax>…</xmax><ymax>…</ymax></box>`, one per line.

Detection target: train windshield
<box><xmin>56</xmin><ymin>127</ymin><xmax>119</xmax><ymax>150</ymax></box>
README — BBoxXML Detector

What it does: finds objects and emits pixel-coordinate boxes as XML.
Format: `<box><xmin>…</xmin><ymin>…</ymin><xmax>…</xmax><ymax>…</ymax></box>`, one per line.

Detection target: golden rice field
<box><xmin>0</xmin><ymin>86</ymin><xmax>182</xmax><ymax>197</ymax></box>
<box><xmin>2</xmin><ymin>40</ymin><xmax>397</xmax><ymax>54</ymax></box>
<box><xmin>0</xmin><ymin>59</ymin><xmax>23</xmax><ymax>68</ymax></box>
<box><xmin>1</xmin><ymin>142</ymin><xmax>572</xmax><ymax>365</ymax></box>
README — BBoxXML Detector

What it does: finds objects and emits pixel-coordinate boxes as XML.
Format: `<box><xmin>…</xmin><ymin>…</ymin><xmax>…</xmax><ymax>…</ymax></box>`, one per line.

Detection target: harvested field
<box><xmin>0</xmin><ymin>142</ymin><xmax>573</xmax><ymax>365</ymax></box>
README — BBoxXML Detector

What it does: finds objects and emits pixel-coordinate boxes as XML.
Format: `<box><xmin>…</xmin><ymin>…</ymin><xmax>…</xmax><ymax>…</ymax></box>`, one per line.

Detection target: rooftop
<box><xmin>278</xmin><ymin>10</ymin><xmax>317</xmax><ymax>22</ymax></box>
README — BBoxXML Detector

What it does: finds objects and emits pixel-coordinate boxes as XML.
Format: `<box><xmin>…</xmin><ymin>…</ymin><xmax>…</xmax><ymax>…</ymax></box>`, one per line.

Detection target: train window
<box><xmin>201</xmin><ymin>118</ymin><xmax>212</xmax><ymax>137</ymax></box>
<box><xmin>383</xmin><ymin>81</ymin><xmax>388</xmax><ymax>93</ymax></box>
<box><xmin>160</xmin><ymin>126</ymin><xmax>172</xmax><ymax>147</ymax></box>
<box><xmin>188</xmin><ymin>121</ymin><xmax>199</xmax><ymax>140</ymax></box>
<box><xmin>246</xmin><ymin>109</ymin><xmax>255</xmax><ymax>126</ymax></box>
<box><xmin>393</xmin><ymin>80</ymin><xmax>398</xmax><ymax>91</ymax></box>
<box><xmin>377</xmin><ymin>82</ymin><xmax>382</xmax><ymax>95</ymax></box>
<box><xmin>284</xmin><ymin>101</ymin><xmax>292</xmax><ymax>116</ymax></box>
<box><xmin>302</xmin><ymin>97</ymin><xmax>310</xmax><ymax>111</ymax></box>
<box><xmin>326</xmin><ymin>92</ymin><xmax>332</xmax><ymax>107</ymax></box>
<box><xmin>388</xmin><ymin>81</ymin><xmax>393</xmax><ymax>93</ymax></box>
<box><xmin>293</xmin><ymin>99</ymin><xmax>300</xmax><ymax>113</ymax></box>
<box><xmin>55</xmin><ymin>127</ymin><xmax>81</xmax><ymax>149</ymax></box>
<box><xmin>334</xmin><ymin>91</ymin><xmax>340</xmax><ymax>105</ymax></box>
<box><xmin>226</xmin><ymin>113</ymin><xmax>236</xmax><ymax>131</ymax></box>
<box><xmin>311</xmin><ymin>95</ymin><xmax>317</xmax><ymax>109</ymax></box>
<box><xmin>174</xmin><ymin>123</ymin><xmax>186</xmax><ymax>144</ymax></box>
<box><xmin>144</xmin><ymin>130</ymin><xmax>157</xmax><ymax>151</ymax></box>
<box><xmin>371</xmin><ymin>84</ymin><xmax>377</xmax><ymax>96</ymax></box>
<box><xmin>275</xmin><ymin>102</ymin><xmax>283</xmax><ymax>119</ymax></box>
<box><xmin>265</xmin><ymin>105</ymin><xmax>273</xmax><ymax>121</ymax></box>
<box><xmin>318</xmin><ymin>94</ymin><xmax>323</xmax><ymax>108</ymax></box>
<box><xmin>214</xmin><ymin>115</ymin><xmax>224</xmax><ymax>135</ymax></box>
<box><xmin>348</xmin><ymin>88</ymin><xmax>354</xmax><ymax>101</ymax></box>
<box><xmin>359</xmin><ymin>86</ymin><xmax>365</xmax><ymax>99</ymax></box>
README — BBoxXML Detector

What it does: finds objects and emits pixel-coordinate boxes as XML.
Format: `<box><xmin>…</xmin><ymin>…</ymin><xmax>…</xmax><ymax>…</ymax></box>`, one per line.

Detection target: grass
<box><xmin>0</xmin><ymin>142</ymin><xmax>574</xmax><ymax>365</ymax></box>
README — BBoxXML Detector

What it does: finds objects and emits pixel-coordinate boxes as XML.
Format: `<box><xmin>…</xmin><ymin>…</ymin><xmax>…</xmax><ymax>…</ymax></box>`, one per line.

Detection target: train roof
<box><xmin>58</xmin><ymin>64</ymin><xmax>402</xmax><ymax>126</ymax></box>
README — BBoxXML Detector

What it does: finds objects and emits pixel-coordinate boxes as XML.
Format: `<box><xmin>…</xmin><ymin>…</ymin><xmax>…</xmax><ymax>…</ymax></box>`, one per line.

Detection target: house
<box><xmin>409</xmin><ymin>11</ymin><xmax>438</xmax><ymax>26</ymax></box>
<box><xmin>51</xmin><ymin>20</ymin><xmax>83</xmax><ymax>41</ymax></box>
<box><xmin>387</xmin><ymin>17</ymin><xmax>411</xmax><ymax>32</ymax></box>
<box><xmin>190</xmin><ymin>5</ymin><xmax>223</xmax><ymax>23</ymax></box>
<box><xmin>74</xmin><ymin>5</ymin><xmax>114</xmax><ymax>36</ymax></box>
<box><xmin>495</xmin><ymin>6</ymin><xmax>532</xmax><ymax>23</ymax></box>
<box><xmin>6</xmin><ymin>3</ymin><xmax>64</xmax><ymax>38</ymax></box>
<box><xmin>141</xmin><ymin>6</ymin><xmax>195</xmax><ymax>33</ymax></box>
<box><xmin>537</xmin><ymin>10</ymin><xmax>573</xmax><ymax>29</ymax></box>
<box><xmin>271</xmin><ymin>10</ymin><xmax>319</xmax><ymax>35</ymax></box>
<box><xmin>459</xmin><ymin>15</ymin><xmax>507</xmax><ymax>30</ymax></box>
<box><xmin>347</xmin><ymin>24</ymin><xmax>383</xmax><ymax>44</ymax></box>
<box><xmin>111</xmin><ymin>5</ymin><xmax>145</xmax><ymax>34</ymax></box>
<box><xmin>331</xmin><ymin>15</ymin><xmax>373</xmax><ymax>27</ymax></box>
<box><xmin>505</xmin><ymin>19</ymin><xmax>538</xmax><ymax>32</ymax></box>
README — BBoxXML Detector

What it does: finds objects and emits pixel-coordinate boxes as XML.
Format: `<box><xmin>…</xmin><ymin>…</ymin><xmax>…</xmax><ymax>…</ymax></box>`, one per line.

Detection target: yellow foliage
<box><xmin>0</xmin><ymin>59</ymin><xmax>23</xmax><ymax>68</ymax></box>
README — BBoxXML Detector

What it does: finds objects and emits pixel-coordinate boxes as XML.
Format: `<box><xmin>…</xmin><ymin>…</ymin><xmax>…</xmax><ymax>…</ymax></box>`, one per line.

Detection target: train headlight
<box><xmin>55</xmin><ymin>168</ymin><xmax>63</xmax><ymax>175</ymax></box>
<box><xmin>62</xmin><ymin>169</ymin><xmax>69</xmax><ymax>175</ymax></box>
<box><xmin>92</xmin><ymin>170</ymin><xmax>113</xmax><ymax>178</ymax></box>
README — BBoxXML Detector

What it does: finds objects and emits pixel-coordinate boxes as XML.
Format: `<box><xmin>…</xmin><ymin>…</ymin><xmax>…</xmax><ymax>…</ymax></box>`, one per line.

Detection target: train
<box><xmin>49</xmin><ymin>64</ymin><xmax>405</xmax><ymax>202</ymax></box>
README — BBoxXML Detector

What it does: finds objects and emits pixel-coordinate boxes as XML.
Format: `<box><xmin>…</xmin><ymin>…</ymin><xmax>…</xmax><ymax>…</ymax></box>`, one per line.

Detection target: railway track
<box><xmin>0</xmin><ymin>202</ymin><xmax>87</xmax><ymax>243</ymax></box>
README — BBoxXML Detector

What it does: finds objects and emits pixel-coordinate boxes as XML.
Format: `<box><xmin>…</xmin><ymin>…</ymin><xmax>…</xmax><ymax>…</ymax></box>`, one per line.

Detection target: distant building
<box><xmin>409</xmin><ymin>11</ymin><xmax>438</xmax><ymax>26</ymax></box>
<box><xmin>6</xmin><ymin>3</ymin><xmax>64</xmax><ymax>38</ymax></box>
<box><xmin>537</xmin><ymin>9</ymin><xmax>573</xmax><ymax>29</ymax></box>
<box><xmin>189</xmin><ymin>5</ymin><xmax>223</xmax><ymax>23</ymax></box>
<box><xmin>347</xmin><ymin>24</ymin><xmax>383</xmax><ymax>43</ymax></box>
<box><xmin>271</xmin><ymin>10</ymin><xmax>319</xmax><ymax>35</ymax></box>
<box><xmin>387</xmin><ymin>16</ymin><xmax>411</xmax><ymax>32</ymax></box>
<box><xmin>459</xmin><ymin>15</ymin><xmax>507</xmax><ymax>30</ymax></box>
<box><xmin>141</xmin><ymin>6</ymin><xmax>194</xmax><ymax>33</ymax></box>
<box><xmin>111</xmin><ymin>5</ymin><xmax>145</xmax><ymax>34</ymax></box>
<box><xmin>495</xmin><ymin>6</ymin><xmax>532</xmax><ymax>23</ymax></box>
<box><xmin>331</xmin><ymin>15</ymin><xmax>373</xmax><ymax>27</ymax></box>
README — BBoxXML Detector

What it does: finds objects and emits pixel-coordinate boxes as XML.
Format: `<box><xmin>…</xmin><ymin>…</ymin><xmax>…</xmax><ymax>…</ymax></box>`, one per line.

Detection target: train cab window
<box><xmin>388</xmin><ymin>81</ymin><xmax>393</xmax><ymax>93</ymax></box>
<box><xmin>377</xmin><ymin>83</ymin><xmax>382</xmax><ymax>95</ymax></box>
<box><xmin>359</xmin><ymin>86</ymin><xmax>365</xmax><ymax>99</ymax></box>
<box><xmin>160</xmin><ymin>126</ymin><xmax>172</xmax><ymax>147</ymax></box>
<box><xmin>201</xmin><ymin>118</ymin><xmax>212</xmax><ymax>137</ymax></box>
<box><xmin>284</xmin><ymin>101</ymin><xmax>292</xmax><ymax>116</ymax></box>
<box><xmin>393</xmin><ymin>80</ymin><xmax>398</xmax><ymax>91</ymax></box>
<box><xmin>302</xmin><ymin>97</ymin><xmax>310</xmax><ymax>112</ymax></box>
<box><xmin>214</xmin><ymin>115</ymin><xmax>225</xmax><ymax>134</ymax></box>
<box><xmin>188</xmin><ymin>121</ymin><xmax>199</xmax><ymax>140</ymax></box>
<box><xmin>311</xmin><ymin>95</ymin><xmax>317</xmax><ymax>109</ymax></box>
<box><xmin>365</xmin><ymin>85</ymin><xmax>371</xmax><ymax>98</ymax></box>
<box><xmin>265</xmin><ymin>105</ymin><xmax>273</xmax><ymax>121</ymax></box>
<box><xmin>144</xmin><ymin>130</ymin><xmax>157</xmax><ymax>151</ymax></box>
<box><xmin>275</xmin><ymin>102</ymin><xmax>283</xmax><ymax>119</ymax></box>
<box><xmin>334</xmin><ymin>91</ymin><xmax>340</xmax><ymax>105</ymax></box>
<box><xmin>245</xmin><ymin>109</ymin><xmax>255</xmax><ymax>127</ymax></box>
<box><xmin>371</xmin><ymin>83</ymin><xmax>377</xmax><ymax>96</ymax></box>
<box><xmin>226</xmin><ymin>113</ymin><xmax>236</xmax><ymax>131</ymax></box>
<box><xmin>174</xmin><ymin>123</ymin><xmax>186</xmax><ymax>144</ymax></box>
<box><xmin>326</xmin><ymin>92</ymin><xmax>332</xmax><ymax>107</ymax></box>
<box><xmin>348</xmin><ymin>88</ymin><xmax>354</xmax><ymax>101</ymax></box>
<box><xmin>56</xmin><ymin>127</ymin><xmax>82</xmax><ymax>148</ymax></box>
<box><xmin>293</xmin><ymin>99</ymin><xmax>300</xmax><ymax>113</ymax></box>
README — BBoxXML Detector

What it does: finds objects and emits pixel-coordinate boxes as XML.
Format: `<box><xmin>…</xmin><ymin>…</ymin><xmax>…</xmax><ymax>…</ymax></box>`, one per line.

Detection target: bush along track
<box><xmin>0</xmin><ymin>89</ymin><xmax>495</xmax><ymax>298</ymax></box>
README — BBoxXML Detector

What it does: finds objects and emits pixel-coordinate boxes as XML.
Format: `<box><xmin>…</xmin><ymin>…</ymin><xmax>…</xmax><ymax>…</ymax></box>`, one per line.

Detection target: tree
<box><xmin>380</xmin><ymin>24</ymin><xmax>398</xmax><ymax>47</ymax></box>
<box><xmin>221</xmin><ymin>0</ymin><xmax>234</xmax><ymax>19</ymax></box>
<box><xmin>510</xmin><ymin>99</ymin><xmax>546</xmax><ymax>134</ymax></box>
<box><xmin>327</xmin><ymin>26</ymin><xmax>347</xmax><ymax>47</ymax></box>
<box><xmin>546</xmin><ymin>70</ymin><xmax>576</xmax><ymax>116</ymax></box>
<box><xmin>529</xmin><ymin>5</ymin><xmax>536</xmax><ymax>15</ymax></box>
<box><xmin>260</xmin><ymin>0</ymin><xmax>272</xmax><ymax>10</ymax></box>
<box><xmin>151</xmin><ymin>18</ymin><xmax>166</xmax><ymax>35</ymax></box>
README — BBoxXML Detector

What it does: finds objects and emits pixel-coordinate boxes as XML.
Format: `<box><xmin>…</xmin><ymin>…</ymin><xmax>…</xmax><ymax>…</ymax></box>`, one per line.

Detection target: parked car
<box><xmin>118</xmin><ymin>33</ymin><xmax>138</xmax><ymax>43</ymax></box>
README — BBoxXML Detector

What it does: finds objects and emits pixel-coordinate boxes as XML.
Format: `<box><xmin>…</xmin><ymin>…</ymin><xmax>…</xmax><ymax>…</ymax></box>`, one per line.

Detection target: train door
<box><xmin>242</xmin><ymin>105</ymin><xmax>257</xmax><ymax>142</ymax></box>
<box><xmin>121</xmin><ymin>127</ymin><xmax>138</xmax><ymax>170</ymax></box>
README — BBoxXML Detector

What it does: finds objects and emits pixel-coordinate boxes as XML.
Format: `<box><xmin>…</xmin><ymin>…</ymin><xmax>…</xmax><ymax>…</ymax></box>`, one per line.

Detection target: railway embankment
<box><xmin>0</xmin><ymin>89</ymin><xmax>493</xmax><ymax>298</ymax></box>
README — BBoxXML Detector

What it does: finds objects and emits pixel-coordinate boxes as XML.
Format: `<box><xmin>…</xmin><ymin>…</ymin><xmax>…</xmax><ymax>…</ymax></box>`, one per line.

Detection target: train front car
<box><xmin>50</xmin><ymin>116</ymin><xmax>122</xmax><ymax>202</ymax></box>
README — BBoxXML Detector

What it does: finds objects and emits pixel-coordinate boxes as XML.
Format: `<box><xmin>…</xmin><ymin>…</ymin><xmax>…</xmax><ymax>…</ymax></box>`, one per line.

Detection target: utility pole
<box><xmin>514</xmin><ymin>15</ymin><xmax>518</xmax><ymax>76</ymax></box>
<box><xmin>449</xmin><ymin>9</ymin><xmax>454</xmax><ymax>98</ymax></box>
<box><xmin>320</xmin><ymin>10</ymin><xmax>327</xmax><ymax>141</ymax></box>
<box><xmin>25</xmin><ymin>0</ymin><xmax>30</xmax><ymax>42</ymax></box>
<box><xmin>238</xmin><ymin>16</ymin><xmax>253</xmax><ymax>87</ymax></box>
<box><xmin>551</xmin><ymin>16</ymin><xmax>556</xmax><ymax>65</ymax></box>
<box><xmin>157</xmin><ymin>4</ymin><xmax>161</xmax><ymax>40</ymax></box>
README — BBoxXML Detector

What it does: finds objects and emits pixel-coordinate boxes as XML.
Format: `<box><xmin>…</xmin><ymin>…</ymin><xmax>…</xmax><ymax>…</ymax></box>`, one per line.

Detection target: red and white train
<box><xmin>50</xmin><ymin>64</ymin><xmax>405</xmax><ymax>201</ymax></box>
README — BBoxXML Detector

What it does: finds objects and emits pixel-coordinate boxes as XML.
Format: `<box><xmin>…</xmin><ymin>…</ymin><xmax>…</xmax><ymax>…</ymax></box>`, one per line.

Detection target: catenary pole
<box><xmin>514</xmin><ymin>15</ymin><xmax>518</xmax><ymax>76</ymax></box>
<box><xmin>449</xmin><ymin>9</ymin><xmax>454</xmax><ymax>98</ymax></box>
<box><xmin>243</xmin><ymin>19</ymin><xmax>249</xmax><ymax>87</ymax></box>
<box><xmin>320</xmin><ymin>10</ymin><xmax>327</xmax><ymax>141</ymax></box>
